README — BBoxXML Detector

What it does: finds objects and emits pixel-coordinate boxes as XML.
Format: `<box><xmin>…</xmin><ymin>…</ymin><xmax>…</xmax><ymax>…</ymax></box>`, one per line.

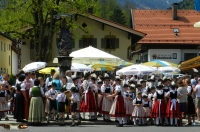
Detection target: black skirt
<box><xmin>187</xmin><ymin>95</ymin><xmax>196</xmax><ymax>115</ymax></box>
<box><xmin>50</xmin><ymin>100</ymin><xmax>57</xmax><ymax>111</ymax></box>
<box><xmin>58</xmin><ymin>102</ymin><xmax>65</xmax><ymax>112</ymax></box>
<box><xmin>71</xmin><ymin>103</ymin><xmax>77</xmax><ymax>112</ymax></box>
<box><xmin>14</xmin><ymin>93</ymin><xmax>25</xmax><ymax>120</ymax></box>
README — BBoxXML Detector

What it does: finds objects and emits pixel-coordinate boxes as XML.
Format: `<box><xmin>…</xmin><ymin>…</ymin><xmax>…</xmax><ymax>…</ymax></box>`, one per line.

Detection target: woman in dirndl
<box><xmin>165</xmin><ymin>83</ymin><xmax>181</xmax><ymax>126</ymax></box>
<box><xmin>14</xmin><ymin>74</ymin><xmax>27</xmax><ymax>122</ymax></box>
<box><xmin>100</xmin><ymin>75</ymin><xmax>113</xmax><ymax>122</ymax></box>
<box><xmin>28</xmin><ymin>79</ymin><xmax>46</xmax><ymax>124</ymax></box>
<box><xmin>79</xmin><ymin>80</ymin><xmax>97</xmax><ymax>120</ymax></box>
<box><xmin>109</xmin><ymin>78</ymin><xmax>126</xmax><ymax>127</ymax></box>
<box><xmin>150</xmin><ymin>82</ymin><xmax>168</xmax><ymax>126</ymax></box>
<box><xmin>24</xmin><ymin>72</ymin><xmax>34</xmax><ymax>120</ymax></box>
<box><xmin>0</xmin><ymin>82</ymin><xmax>9</xmax><ymax>120</ymax></box>
<box><xmin>91</xmin><ymin>74</ymin><xmax>98</xmax><ymax>120</ymax></box>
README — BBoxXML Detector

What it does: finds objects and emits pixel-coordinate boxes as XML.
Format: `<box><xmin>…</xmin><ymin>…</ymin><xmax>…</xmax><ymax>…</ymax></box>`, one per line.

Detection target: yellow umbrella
<box><xmin>118</xmin><ymin>61</ymin><xmax>133</xmax><ymax>67</ymax></box>
<box><xmin>94</xmin><ymin>67</ymin><xmax>115</xmax><ymax>71</ymax></box>
<box><xmin>39</xmin><ymin>67</ymin><xmax>57</xmax><ymax>74</ymax></box>
<box><xmin>91</xmin><ymin>61</ymin><xmax>117</xmax><ymax>69</ymax></box>
<box><xmin>142</xmin><ymin>60</ymin><xmax>178</xmax><ymax>67</ymax></box>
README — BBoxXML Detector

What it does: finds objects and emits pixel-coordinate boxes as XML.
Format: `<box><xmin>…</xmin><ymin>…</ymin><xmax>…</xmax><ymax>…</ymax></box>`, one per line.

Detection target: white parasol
<box><xmin>23</xmin><ymin>62</ymin><xmax>47</xmax><ymax>73</ymax></box>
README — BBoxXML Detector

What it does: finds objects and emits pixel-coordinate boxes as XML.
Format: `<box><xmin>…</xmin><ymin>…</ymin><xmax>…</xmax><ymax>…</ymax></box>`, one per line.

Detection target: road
<box><xmin>0</xmin><ymin>125</ymin><xmax>200</xmax><ymax>132</ymax></box>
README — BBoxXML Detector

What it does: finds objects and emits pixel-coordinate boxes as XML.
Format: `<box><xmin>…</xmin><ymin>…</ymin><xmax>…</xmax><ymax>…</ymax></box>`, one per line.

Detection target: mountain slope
<box><xmin>118</xmin><ymin>0</ymin><xmax>183</xmax><ymax>9</ymax></box>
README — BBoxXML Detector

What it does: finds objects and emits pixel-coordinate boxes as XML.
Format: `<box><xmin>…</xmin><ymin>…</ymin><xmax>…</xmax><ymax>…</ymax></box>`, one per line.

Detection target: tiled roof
<box><xmin>132</xmin><ymin>10</ymin><xmax>200</xmax><ymax>44</ymax></box>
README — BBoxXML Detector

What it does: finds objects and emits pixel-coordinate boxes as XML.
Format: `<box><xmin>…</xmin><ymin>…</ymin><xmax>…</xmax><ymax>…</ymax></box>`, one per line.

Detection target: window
<box><xmin>79</xmin><ymin>37</ymin><xmax>97</xmax><ymax>48</ymax></box>
<box><xmin>184</xmin><ymin>53</ymin><xmax>197</xmax><ymax>61</ymax></box>
<box><xmin>172</xmin><ymin>53</ymin><xmax>177</xmax><ymax>59</ymax></box>
<box><xmin>1</xmin><ymin>41</ymin><xmax>2</xmax><ymax>51</ymax></box>
<box><xmin>142</xmin><ymin>54</ymin><xmax>148</xmax><ymax>62</ymax></box>
<box><xmin>9</xmin><ymin>55</ymin><xmax>10</xmax><ymax>66</ymax></box>
<box><xmin>4</xmin><ymin>43</ymin><xmax>6</xmax><ymax>52</ymax></box>
<box><xmin>101</xmin><ymin>38</ymin><xmax>119</xmax><ymax>49</ymax></box>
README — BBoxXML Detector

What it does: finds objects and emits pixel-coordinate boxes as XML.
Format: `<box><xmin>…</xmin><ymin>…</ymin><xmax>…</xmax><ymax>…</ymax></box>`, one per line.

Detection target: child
<box><xmin>142</xmin><ymin>93</ymin><xmax>152</xmax><ymax>125</ymax></box>
<box><xmin>45</xmin><ymin>83</ymin><xmax>51</xmax><ymax>123</ymax></box>
<box><xmin>8</xmin><ymin>86</ymin><xmax>15</xmax><ymax>115</ymax></box>
<box><xmin>47</xmin><ymin>82</ymin><xmax>58</xmax><ymax>121</ymax></box>
<box><xmin>165</xmin><ymin>83</ymin><xmax>182</xmax><ymax>126</ymax></box>
<box><xmin>151</xmin><ymin>83</ymin><xmax>168</xmax><ymax>126</ymax></box>
<box><xmin>0</xmin><ymin>82</ymin><xmax>9</xmax><ymax>120</ymax></box>
<box><xmin>56</xmin><ymin>87</ymin><xmax>66</xmax><ymax>126</ymax></box>
<box><xmin>132</xmin><ymin>92</ymin><xmax>144</xmax><ymax>126</ymax></box>
<box><xmin>70</xmin><ymin>87</ymin><xmax>80</xmax><ymax>127</ymax></box>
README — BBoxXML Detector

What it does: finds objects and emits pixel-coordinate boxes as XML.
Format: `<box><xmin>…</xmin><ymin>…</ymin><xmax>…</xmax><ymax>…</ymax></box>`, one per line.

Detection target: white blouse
<box><xmin>15</xmin><ymin>82</ymin><xmax>26</xmax><ymax>91</ymax></box>
<box><xmin>56</xmin><ymin>93</ymin><xmax>66</xmax><ymax>102</ymax></box>
<box><xmin>101</xmin><ymin>84</ymin><xmax>113</xmax><ymax>93</ymax></box>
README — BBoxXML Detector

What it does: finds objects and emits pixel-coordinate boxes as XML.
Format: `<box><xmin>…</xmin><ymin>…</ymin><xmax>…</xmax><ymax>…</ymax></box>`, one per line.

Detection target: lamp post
<box><xmin>17</xmin><ymin>39</ymin><xmax>22</xmax><ymax>70</ymax></box>
<box><xmin>53</xmin><ymin>14</ymin><xmax>74</xmax><ymax>77</ymax></box>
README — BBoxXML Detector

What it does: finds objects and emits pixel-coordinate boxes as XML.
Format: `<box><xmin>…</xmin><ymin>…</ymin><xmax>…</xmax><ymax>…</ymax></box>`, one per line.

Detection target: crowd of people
<box><xmin>0</xmin><ymin>69</ymin><xmax>200</xmax><ymax>127</ymax></box>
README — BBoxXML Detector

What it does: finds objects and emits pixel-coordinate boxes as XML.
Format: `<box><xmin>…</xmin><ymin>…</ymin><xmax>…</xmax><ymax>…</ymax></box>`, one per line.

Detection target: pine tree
<box><xmin>109</xmin><ymin>6</ymin><xmax>126</xmax><ymax>25</ymax></box>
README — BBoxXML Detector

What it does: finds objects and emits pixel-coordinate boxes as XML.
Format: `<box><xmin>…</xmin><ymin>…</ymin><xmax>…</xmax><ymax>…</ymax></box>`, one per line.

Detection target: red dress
<box><xmin>165</xmin><ymin>91</ymin><xmax>181</xmax><ymax>118</ymax></box>
<box><xmin>24</xmin><ymin>80</ymin><xmax>33</xmax><ymax>120</ymax></box>
<box><xmin>79</xmin><ymin>90</ymin><xmax>97</xmax><ymax>112</ymax></box>
<box><xmin>150</xmin><ymin>91</ymin><xmax>166</xmax><ymax>118</ymax></box>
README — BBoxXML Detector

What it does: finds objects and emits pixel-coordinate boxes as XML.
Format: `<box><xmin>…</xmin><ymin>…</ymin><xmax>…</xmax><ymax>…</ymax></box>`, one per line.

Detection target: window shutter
<box><xmin>115</xmin><ymin>38</ymin><xmax>119</xmax><ymax>48</ymax></box>
<box><xmin>71</xmin><ymin>39</ymin><xmax>75</xmax><ymax>48</ymax></box>
<box><xmin>79</xmin><ymin>39</ymin><xmax>83</xmax><ymax>48</ymax></box>
<box><xmin>92</xmin><ymin>38</ymin><xmax>97</xmax><ymax>48</ymax></box>
<box><xmin>101</xmin><ymin>38</ymin><xmax>106</xmax><ymax>48</ymax></box>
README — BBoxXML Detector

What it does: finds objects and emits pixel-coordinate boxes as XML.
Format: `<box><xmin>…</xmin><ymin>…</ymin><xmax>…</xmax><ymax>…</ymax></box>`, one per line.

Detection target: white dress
<box><xmin>132</xmin><ymin>98</ymin><xmax>144</xmax><ymax>118</ymax></box>
<box><xmin>101</xmin><ymin>84</ymin><xmax>113</xmax><ymax>113</ymax></box>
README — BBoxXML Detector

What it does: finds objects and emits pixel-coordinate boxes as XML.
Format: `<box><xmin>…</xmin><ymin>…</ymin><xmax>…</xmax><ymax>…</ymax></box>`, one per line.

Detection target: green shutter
<box><xmin>79</xmin><ymin>39</ymin><xmax>83</xmax><ymax>48</ymax></box>
<box><xmin>92</xmin><ymin>38</ymin><xmax>97</xmax><ymax>48</ymax></box>
<box><xmin>101</xmin><ymin>38</ymin><xmax>106</xmax><ymax>48</ymax></box>
<box><xmin>115</xmin><ymin>38</ymin><xmax>119</xmax><ymax>48</ymax></box>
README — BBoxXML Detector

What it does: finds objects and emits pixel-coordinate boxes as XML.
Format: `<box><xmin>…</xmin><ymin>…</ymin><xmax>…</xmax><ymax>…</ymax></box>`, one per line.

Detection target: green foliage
<box><xmin>9</xmin><ymin>74</ymin><xmax>16</xmax><ymax>86</ymax></box>
<box><xmin>178</xmin><ymin>0</ymin><xmax>194</xmax><ymax>9</ymax></box>
<box><xmin>0</xmin><ymin>0</ymin><xmax>96</xmax><ymax>61</ymax></box>
<box><xmin>109</xmin><ymin>6</ymin><xmax>126</xmax><ymax>25</ymax></box>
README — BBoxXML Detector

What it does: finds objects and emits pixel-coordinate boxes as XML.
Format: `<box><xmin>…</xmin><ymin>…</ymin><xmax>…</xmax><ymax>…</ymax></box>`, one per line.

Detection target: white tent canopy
<box><xmin>69</xmin><ymin>46</ymin><xmax>123</xmax><ymax>64</ymax></box>
<box><xmin>116</xmin><ymin>64</ymin><xmax>156</xmax><ymax>75</ymax></box>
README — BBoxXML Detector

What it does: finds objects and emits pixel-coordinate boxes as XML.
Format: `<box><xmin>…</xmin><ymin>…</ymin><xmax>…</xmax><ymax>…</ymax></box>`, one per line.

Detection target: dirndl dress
<box><xmin>0</xmin><ymin>97</ymin><xmax>9</xmax><ymax>112</ymax></box>
<box><xmin>166</xmin><ymin>99</ymin><xmax>180</xmax><ymax>118</ymax></box>
<box><xmin>132</xmin><ymin>98</ymin><xmax>144</xmax><ymax>118</ymax></box>
<box><xmin>150</xmin><ymin>99</ymin><xmax>166</xmax><ymax>118</ymax></box>
<box><xmin>79</xmin><ymin>90</ymin><xmax>97</xmax><ymax>112</ymax></box>
<box><xmin>110</xmin><ymin>93</ymin><xmax>126</xmax><ymax>117</ymax></box>
<box><xmin>97</xmin><ymin>91</ymin><xmax>103</xmax><ymax>111</ymax></box>
<box><xmin>187</xmin><ymin>94</ymin><xmax>196</xmax><ymax>115</ymax></box>
<box><xmin>125</xmin><ymin>99</ymin><xmax>134</xmax><ymax>116</ymax></box>
<box><xmin>28</xmin><ymin>87</ymin><xmax>45</xmax><ymax>123</ymax></box>
<box><xmin>100</xmin><ymin>87</ymin><xmax>113</xmax><ymax>114</ymax></box>
<box><xmin>143</xmin><ymin>101</ymin><xmax>151</xmax><ymax>118</ymax></box>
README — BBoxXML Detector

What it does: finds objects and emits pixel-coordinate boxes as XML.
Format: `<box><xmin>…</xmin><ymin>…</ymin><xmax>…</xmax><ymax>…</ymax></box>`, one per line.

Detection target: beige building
<box><xmin>21</xmin><ymin>14</ymin><xmax>145</xmax><ymax>67</ymax></box>
<box><xmin>0</xmin><ymin>32</ymin><xmax>18</xmax><ymax>75</ymax></box>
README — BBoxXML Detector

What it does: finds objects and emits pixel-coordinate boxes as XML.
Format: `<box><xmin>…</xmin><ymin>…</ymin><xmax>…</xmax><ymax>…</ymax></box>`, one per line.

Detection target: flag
<box><xmin>195</xmin><ymin>0</ymin><xmax>200</xmax><ymax>11</ymax></box>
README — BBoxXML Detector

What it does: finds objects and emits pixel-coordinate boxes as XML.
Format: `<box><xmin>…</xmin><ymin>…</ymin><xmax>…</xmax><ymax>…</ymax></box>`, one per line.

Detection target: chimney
<box><xmin>172</xmin><ymin>3</ymin><xmax>178</xmax><ymax>20</ymax></box>
<box><xmin>88</xmin><ymin>7</ymin><xmax>93</xmax><ymax>14</ymax></box>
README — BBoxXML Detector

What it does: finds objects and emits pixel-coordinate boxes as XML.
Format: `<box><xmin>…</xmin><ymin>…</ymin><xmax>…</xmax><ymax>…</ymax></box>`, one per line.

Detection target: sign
<box><xmin>152</xmin><ymin>53</ymin><xmax>177</xmax><ymax>60</ymax></box>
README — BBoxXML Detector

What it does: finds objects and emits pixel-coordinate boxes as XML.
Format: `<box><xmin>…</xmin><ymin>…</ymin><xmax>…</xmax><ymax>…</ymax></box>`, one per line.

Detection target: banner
<box><xmin>195</xmin><ymin>0</ymin><xmax>200</xmax><ymax>11</ymax></box>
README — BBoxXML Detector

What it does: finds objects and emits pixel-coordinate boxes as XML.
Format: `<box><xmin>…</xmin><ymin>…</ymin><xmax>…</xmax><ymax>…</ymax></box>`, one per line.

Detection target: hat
<box><xmin>135</xmin><ymin>83</ymin><xmax>142</xmax><ymax>87</ymax></box>
<box><xmin>115</xmin><ymin>78</ymin><xmax>121</xmax><ymax>82</ymax></box>
<box><xmin>148</xmin><ymin>75</ymin><xmax>155</xmax><ymax>82</ymax></box>
<box><xmin>47</xmin><ymin>82</ymin><xmax>52</xmax><ymax>87</ymax></box>
<box><xmin>162</xmin><ymin>76</ymin><xmax>170</xmax><ymax>82</ymax></box>
<box><xmin>123</xmin><ymin>84</ymin><xmax>129</xmax><ymax>87</ymax></box>
<box><xmin>115</xmin><ymin>76</ymin><xmax>120</xmax><ymax>79</ymax></box>
<box><xmin>60</xmin><ymin>87</ymin><xmax>65</xmax><ymax>92</ymax></box>
<box><xmin>11</xmin><ymin>85</ymin><xmax>16</xmax><ymax>89</ymax></box>
<box><xmin>52</xmin><ymin>82</ymin><xmax>57</xmax><ymax>87</ymax></box>
<box><xmin>140</xmin><ymin>79</ymin><xmax>146</xmax><ymax>83</ymax></box>
<box><xmin>70</xmin><ymin>87</ymin><xmax>76</xmax><ymax>92</ymax></box>
<box><xmin>97</xmin><ymin>79</ymin><xmax>103</xmax><ymax>84</ymax></box>
<box><xmin>150</xmin><ymin>86</ymin><xmax>155</xmax><ymax>90</ymax></box>
<box><xmin>72</xmin><ymin>75</ymin><xmax>79</xmax><ymax>81</ymax></box>
<box><xmin>84</xmin><ymin>71</ymin><xmax>91</xmax><ymax>78</ymax></box>
<box><xmin>170</xmin><ymin>82</ymin><xmax>178</xmax><ymax>89</ymax></box>
<box><xmin>91</xmin><ymin>73</ymin><xmax>97</xmax><ymax>79</ymax></box>
<box><xmin>156</xmin><ymin>81</ymin><xmax>164</xmax><ymax>89</ymax></box>
<box><xmin>129</xmin><ymin>86</ymin><xmax>135</xmax><ymax>90</ymax></box>
<box><xmin>51</xmin><ymin>69</ymin><xmax>56</xmax><ymax>73</ymax></box>
<box><xmin>103</xmin><ymin>73</ymin><xmax>110</xmax><ymax>80</ymax></box>
<box><xmin>142</xmin><ymin>93</ymin><xmax>148</xmax><ymax>98</ymax></box>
